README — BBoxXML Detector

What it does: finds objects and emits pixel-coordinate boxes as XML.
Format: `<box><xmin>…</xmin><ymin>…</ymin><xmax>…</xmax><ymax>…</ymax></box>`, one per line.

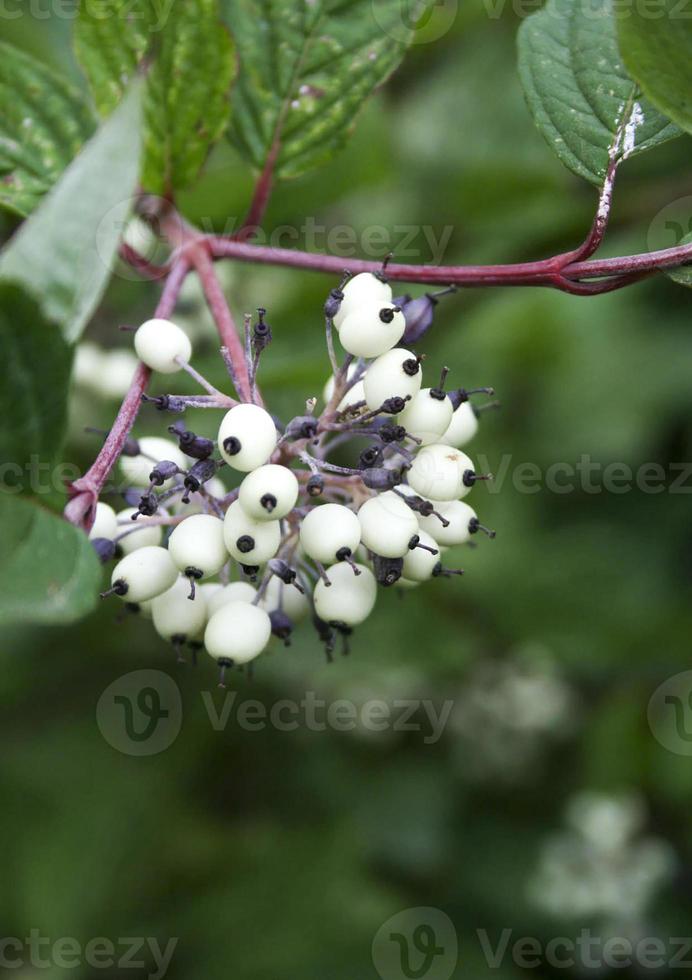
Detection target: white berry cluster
<box><xmin>94</xmin><ymin>272</ymin><xmax>497</xmax><ymax>683</ymax></box>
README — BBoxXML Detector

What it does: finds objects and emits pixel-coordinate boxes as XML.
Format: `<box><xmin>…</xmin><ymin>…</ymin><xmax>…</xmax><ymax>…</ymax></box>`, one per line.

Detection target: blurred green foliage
<box><xmin>1</xmin><ymin>3</ymin><xmax>691</xmax><ymax>979</ymax></box>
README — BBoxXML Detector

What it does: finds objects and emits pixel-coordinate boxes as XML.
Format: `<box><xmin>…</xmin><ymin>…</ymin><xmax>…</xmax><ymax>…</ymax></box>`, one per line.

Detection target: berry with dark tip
<box><xmin>168</xmin><ymin>421</ymin><xmax>215</xmax><ymax>460</ymax></box>
<box><xmin>149</xmin><ymin>460</ymin><xmax>181</xmax><ymax>486</ymax></box>
<box><xmin>182</xmin><ymin>458</ymin><xmax>220</xmax><ymax>503</ymax></box>
<box><xmin>270</xmin><ymin>609</ymin><xmax>294</xmax><ymax>645</ymax></box>
<box><xmin>361</xmin><ymin>467</ymin><xmax>404</xmax><ymax>491</ymax></box>
<box><xmin>373</xmin><ymin>554</ymin><xmax>404</xmax><ymax>587</ymax></box>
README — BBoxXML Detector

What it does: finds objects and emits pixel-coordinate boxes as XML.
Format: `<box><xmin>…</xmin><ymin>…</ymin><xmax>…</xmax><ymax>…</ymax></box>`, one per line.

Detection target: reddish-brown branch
<box><xmin>201</xmin><ymin>159</ymin><xmax>691</xmax><ymax>294</ymax></box>
<box><xmin>118</xmin><ymin>242</ymin><xmax>169</xmax><ymax>280</ymax></box>
<box><xmin>191</xmin><ymin>244</ymin><xmax>253</xmax><ymax>402</ymax></box>
<box><xmin>64</xmin><ymin>256</ymin><xmax>191</xmax><ymax>530</ymax></box>
<box><xmin>567</xmin><ymin>242</ymin><xmax>692</xmax><ymax>279</ymax></box>
<box><xmin>554</xmin><ymin>269</ymin><xmax>657</xmax><ymax>295</ymax></box>
<box><xmin>558</xmin><ymin>157</ymin><xmax>619</xmax><ymax>266</ymax></box>
<box><xmin>235</xmin><ymin>139</ymin><xmax>281</xmax><ymax>242</ymax></box>
<box><xmin>207</xmin><ymin>234</ymin><xmax>692</xmax><ymax>293</ymax></box>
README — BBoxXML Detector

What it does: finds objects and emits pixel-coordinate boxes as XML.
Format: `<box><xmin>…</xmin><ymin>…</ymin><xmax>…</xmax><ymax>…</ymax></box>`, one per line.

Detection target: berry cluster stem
<box><xmin>206</xmin><ymin>235</ymin><xmax>689</xmax><ymax>294</ymax></box>
<box><xmin>64</xmin><ymin>255</ymin><xmax>191</xmax><ymax>529</ymax></box>
<box><xmin>191</xmin><ymin>245</ymin><xmax>254</xmax><ymax>403</ymax></box>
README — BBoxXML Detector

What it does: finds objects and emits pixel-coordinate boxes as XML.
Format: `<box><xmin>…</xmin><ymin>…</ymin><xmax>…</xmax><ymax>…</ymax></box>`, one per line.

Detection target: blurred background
<box><xmin>1</xmin><ymin>2</ymin><xmax>692</xmax><ymax>977</ymax></box>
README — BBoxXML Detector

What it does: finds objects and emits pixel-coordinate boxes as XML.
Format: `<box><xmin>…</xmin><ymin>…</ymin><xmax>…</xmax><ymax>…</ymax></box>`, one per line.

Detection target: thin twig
<box><xmin>192</xmin><ymin>246</ymin><xmax>253</xmax><ymax>402</ymax></box>
<box><xmin>64</xmin><ymin>256</ymin><xmax>191</xmax><ymax>529</ymax></box>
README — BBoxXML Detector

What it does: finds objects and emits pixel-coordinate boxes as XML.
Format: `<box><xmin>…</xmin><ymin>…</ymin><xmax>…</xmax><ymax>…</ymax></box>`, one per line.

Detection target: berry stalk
<box><xmin>64</xmin><ymin>255</ymin><xmax>191</xmax><ymax>530</ymax></box>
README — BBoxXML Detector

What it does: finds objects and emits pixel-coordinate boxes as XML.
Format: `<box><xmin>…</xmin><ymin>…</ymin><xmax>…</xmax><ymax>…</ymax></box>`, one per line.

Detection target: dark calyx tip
<box><xmin>185</xmin><ymin>567</ymin><xmax>203</xmax><ymax>599</ymax></box>
<box><xmin>223</xmin><ymin>436</ymin><xmax>242</xmax><ymax>456</ymax></box>
<box><xmin>100</xmin><ymin>579</ymin><xmax>128</xmax><ymax>599</ymax></box>
<box><xmin>260</xmin><ymin>493</ymin><xmax>277</xmax><ymax>513</ymax></box>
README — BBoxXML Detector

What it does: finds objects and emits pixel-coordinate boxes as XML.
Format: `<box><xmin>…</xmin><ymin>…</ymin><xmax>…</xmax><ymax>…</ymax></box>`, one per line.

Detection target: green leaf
<box><xmin>0</xmin><ymin>83</ymin><xmax>142</xmax><ymax>344</ymax></box>
<box><xmin>74</xmin><ymin>0</ymin><xmax>236</xmax><ymax>194</ymax></box>
<box><xmin>0</xmin><ymin>495</ymin><xmax>100</xmax><ymax>627</ymax></box>
<box><xmin>517</xmin><ymin>0</ymin><xmax>682</xmax><ymax>185</ymax></box>
<box><xmin>143</xmin><ymin>0</ymin><xmax>236</xmax><ymax>193</ymax></box>
<box><xmin>0</xmin><ymin>41</ymin><xmax>96</xmax><ymax>217</ymax></box>
<box><xmin>666</xmin><ymin>231</ymin><xmax>692</xmax><ymax>288</ymax></box>
<box><xmin>617</xmin><ymin>0</ymin><xmax>692</xmax><ymax>134</ymax></box>
<box><xmin>73</xmin><ymin>0</ymin><xmax>153</xmax><ymax>116</ymax></box>
<box><xmin>221</xmin><ymin>0</ymin><xmax>434</xmax><ymax>179</ymax></box>
<box><xmin>0</xmin><ymin>283</ymin><xmax>73</xmax><ymax>477</ymax></box>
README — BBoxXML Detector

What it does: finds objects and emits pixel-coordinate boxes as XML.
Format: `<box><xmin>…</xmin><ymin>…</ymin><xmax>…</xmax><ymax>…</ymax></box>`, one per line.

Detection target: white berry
<box><xmin>173</xmin><ymin>476</ymin><xmax>226</xmax><ymax>516</ymax></box>
<box><xmin>419</xmin><ymin>499</ymin><xmax>478</xmax><ymax>546</ymax></box>
<box><xmin>168</xmin><ymin>514</ymin><xmax>227</xmax><ymax>580</ymax></box>
<box><xmin>338</xmin><ymin>302</ymin><xmax>406</xmax><ymax>359</ymax></box>
<box><xmin>119</xmin><ymin>436</ymin><xmax>187</xmax><ymax>488</ymax></box>
<box><xmin>338</xmin><ymin>380</ymin><xmax>366</xmax><ymax>413</ymax></box>
<box><xmin>300</xmin><ymin>503</ymin><xmax>362</xmax><ymax>565</ymax></box>
<box><xmin>259</xmin><ymin>577</ymin><xmax>309</xmax><ymax>621</ymax></box>
<box><xmin>152</xmin><ymin>577</ymin><xmax>208</xmax><ymax>641</ymax></box>
<box><xmin>363</xmin><ymin>348</ymin><xmax>422</xmax><ymax>411</ymax></box>
<box><xmin>109</xmin><ymin>546</ymin><xmax>178</xmax><ymax>603</ymax></box>
<box><xmin>333</xmin><ymin>273</ymin><xmax>392</xmax><ymax>330</ymax></box>
<box><xmin>398</xmin><ymin>389</ymin><xmax>453</xmax><ymax>446</ymax></box>
<box><xmin>442</xmin><ymin>401</ymin><xmax>479</xmax><ymax>448</ymax></box>
<box><xmin>323</xmin><ymin>363</ymin><xmax>358</xmax><ymax>403</ymax></box>
<box><xmin>134</xmin><ymin>318</ymin><xmax>192</xmax><ymax>374</ymax></box>
<box><xmin>223</xmin><ymin>500</ymin><xmax>281</xmax><ymax>564</ymax></box>
<box><xmin>137</xmin><ymin>598</ymin><xmax>155</xmax><ymax>619</ymax></box>
<box><xmin>402</xmin><ymin>530</ymin><xmax>440</xmax><ymax>581</ymax></box>
<box><xmin>357</xmin><ymin>491</ymin><xmax>419</xmax><ymax>558</ymax></box>
<box><xmin>207</xmin><ymin>580</ymin><xmax>257</xmax><ymax>617</ymax></box>
<box><xmin>74</xmin><ymin>342</ymin><xmax>104</xmax><ymax>390</ymax></box>
<box><xmin>313</xmin><ymin>562</ymin><xmax>377</xmax><ymax>626</ymax></box>
<box><xmin>99</xmin><ymin>349</ymin><xmax>140</xmax><ymax>400</ymax></box>
<box><xmin>217</xmin><ymin>404</ymin><xmax>277</xmax><ymax>471</ymax></box>
<box><xmin>197</xmin><ymin>582</ymin><xmax>224</xmax><ymax>611</ymax></box>
<box><xmin>204</xmin><ymin>601</ymin><xmax>272</xmax><ymax>664</ymax></box>
<box><xmin>116</xmin><ymin>508</ymin><xmax>163</xmax><ymax>554</ymax></box>
<box><xmin>89</xmin><ymin>502</ymin><xmax>118</xmax><ymax>541</ymax></box>
<box><xmin>238</xmin><ymin>464</ymin><xmax>299</xmax><ymax>521</ymax></box>
<box><xmin>407</xmin><ymin>444</ymin><xmax>476</xmax><ymax>501</ymax></box>
<box><xmin>323</xmin><ymin>370</ymin><xmax>366</xmax><ymax>413</ymax></box>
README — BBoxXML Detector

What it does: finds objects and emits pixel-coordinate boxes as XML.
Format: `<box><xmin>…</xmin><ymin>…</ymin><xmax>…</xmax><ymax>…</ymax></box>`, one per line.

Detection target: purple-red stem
<box><xmin>235</xmin><ymin>140</ymin><xmax>280</xmax><ymax>242</ymax></box>
<box><xmin>64</xmin><ymin>256</ymin><xmax>191</xmax><ymax>529</ymax></box>
<box><xmin>118</xmin><ymin>242</ymin><xmax>169</xmax><ymax>280</ymax></box>
<box><xmin>206</xmin><ymin>235</ymin><xmax>692</xmax><ymax>293</ymax></box>
<box><xmin>191</xmin><ymin>245</ymin><xmax>253</xmax><ymax>402</ymax></box>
